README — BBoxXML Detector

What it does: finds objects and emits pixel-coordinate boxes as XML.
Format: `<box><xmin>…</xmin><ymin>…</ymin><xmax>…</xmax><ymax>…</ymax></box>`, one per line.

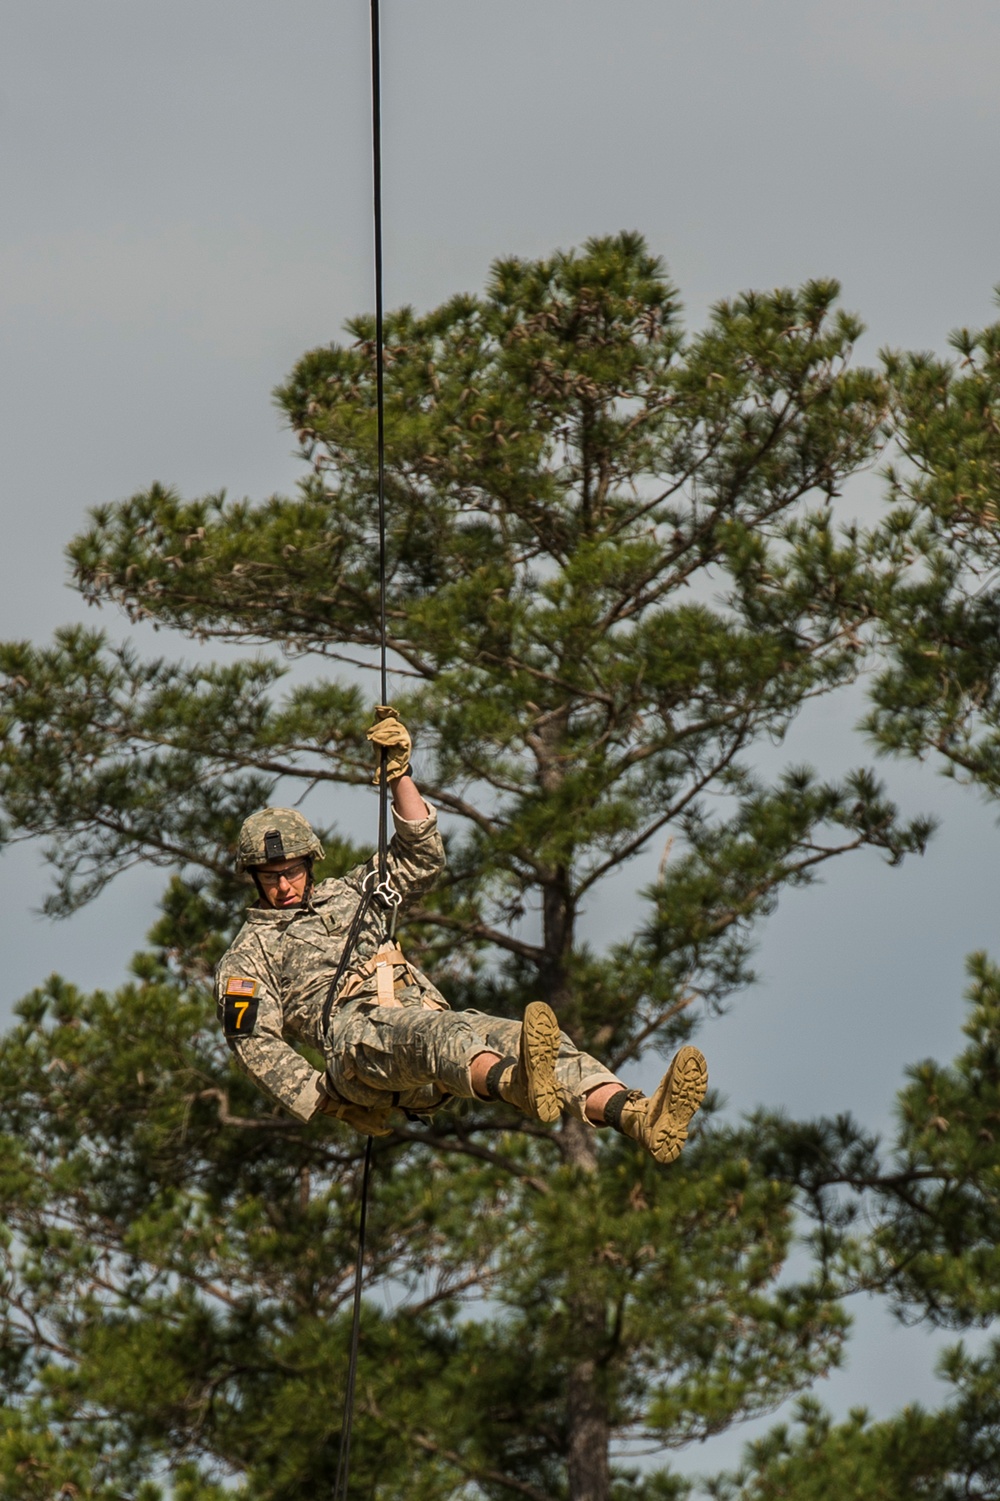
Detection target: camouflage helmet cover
<box><xmin>235</xmin><ymin>807</ymin><xmax>325</xmax><ymax>876</ymax></box>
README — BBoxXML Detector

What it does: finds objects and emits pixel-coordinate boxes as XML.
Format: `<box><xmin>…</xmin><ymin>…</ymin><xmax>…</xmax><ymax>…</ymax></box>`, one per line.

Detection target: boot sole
<box><xmin>522</xmin><ymin>1002</ymin><xmax>562</xmax><ymax>1124</ymax></box>
<box><xmin>648</xmin><ymin>1046</ymin><xmax>707</xmax><ymax>1164</ymax></box>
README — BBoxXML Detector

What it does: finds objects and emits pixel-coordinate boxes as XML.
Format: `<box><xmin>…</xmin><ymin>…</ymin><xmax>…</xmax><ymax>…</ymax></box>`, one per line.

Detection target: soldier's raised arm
<box><xmin>365</xmin><ymin>707</ymin><xmax>445</xmax><ymax>905</ymax></box>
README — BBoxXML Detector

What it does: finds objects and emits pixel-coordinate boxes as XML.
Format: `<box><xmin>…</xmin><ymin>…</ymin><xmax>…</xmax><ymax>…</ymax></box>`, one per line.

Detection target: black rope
<box><xmin>320</xmin><ymin>884</ymin><xmax>375</xmax><ymax>1037</ymax></box>
<box><xmin>332</xmin><ymin>1135</ymin><xmax>374</xmax><ymax>1501</ymax></box>
<box><xmin>372</xmin><ymin>0</ymin><xmax>391</xmax><ymax>891</ymax></box>
<box><xmin>330</xmin><ymin>4</ymin><xmax>390</xmax><ymax>1496</ymax></box>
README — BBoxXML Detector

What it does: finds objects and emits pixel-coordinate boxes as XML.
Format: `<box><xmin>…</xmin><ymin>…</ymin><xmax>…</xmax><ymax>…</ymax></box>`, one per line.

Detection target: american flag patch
<box><xmin>225</xmin><ymin>976</ymin><xmax>257</xmax><ymax>997</ymax></box>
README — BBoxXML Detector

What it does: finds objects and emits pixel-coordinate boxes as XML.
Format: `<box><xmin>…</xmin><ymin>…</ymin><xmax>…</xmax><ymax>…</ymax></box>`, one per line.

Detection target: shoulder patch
<box><xmin>226</xmin><ymin>976</ymin><xmax>258</xmax><ymax>997</ymax></box>
<box><xmin>223</xmin><ymin>976</ymin><xmax>260</xmax><ymax>1038</ymax></box>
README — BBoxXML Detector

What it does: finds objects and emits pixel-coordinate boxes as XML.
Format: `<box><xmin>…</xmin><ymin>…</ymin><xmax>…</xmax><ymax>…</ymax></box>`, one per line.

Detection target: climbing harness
<box><xmin>331</xmin><ymin>2</ymin><xmax>393</xmax><ymax>1496</ymax></box>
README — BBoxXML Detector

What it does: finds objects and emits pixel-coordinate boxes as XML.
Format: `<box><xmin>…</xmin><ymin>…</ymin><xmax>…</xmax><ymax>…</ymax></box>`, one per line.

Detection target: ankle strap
<box><xmin>484</xmin><ymin>1056</ymin><xmax>517</xmax><ymax>1100</ymax></box>
<box><xmin>602</xmin><ymin>1088</ymin><xmax>630</xmax><ymax>1133</ymax></box>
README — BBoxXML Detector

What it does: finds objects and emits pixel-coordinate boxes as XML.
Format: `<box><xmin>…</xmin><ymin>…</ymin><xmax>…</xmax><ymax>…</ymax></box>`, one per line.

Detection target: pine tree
<box><xmin>0</xmin><ymin>235</ymin><xmax>930</xmax><ymax>1499</ymax></box>
<box><xmin>700</xmin><ymin>303</ymin><xmax>1000</xmax><ymax>1501</ymax></box>
<box><xmin>707</xmin><ymin>953</ymin><xmax>1000</xmax><ymax>1500</ymax></box>
<box><xmin>867</xmin><ymin>302</ymin><xmax>1000</xmax><ymax>790</ymax></box>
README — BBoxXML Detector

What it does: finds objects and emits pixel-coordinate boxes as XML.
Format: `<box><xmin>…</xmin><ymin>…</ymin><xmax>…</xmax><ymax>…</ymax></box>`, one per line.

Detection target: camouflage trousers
<box><xmin>323</xmin><ymin>996</ymin><xmax>619</xmax><ymax>1120</ymax></box>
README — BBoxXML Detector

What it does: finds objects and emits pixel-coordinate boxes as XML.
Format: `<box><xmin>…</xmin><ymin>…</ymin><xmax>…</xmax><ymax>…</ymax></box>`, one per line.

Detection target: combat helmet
<box><xmin>235</xmin><ymin>808</ymin><xmax>325</xmax><ymax>876</ymax></box>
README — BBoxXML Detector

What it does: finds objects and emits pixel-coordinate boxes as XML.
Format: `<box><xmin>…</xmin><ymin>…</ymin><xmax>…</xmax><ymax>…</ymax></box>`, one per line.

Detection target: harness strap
<box><xmin>320</xmin><ymin>887</ymin><xmax>375</xmax><ymax>1037</ymax></box>
<box><xmin>333</xmin><ymin>941</ymin><xmax>414</xmax><ymax>1009</ymax></box>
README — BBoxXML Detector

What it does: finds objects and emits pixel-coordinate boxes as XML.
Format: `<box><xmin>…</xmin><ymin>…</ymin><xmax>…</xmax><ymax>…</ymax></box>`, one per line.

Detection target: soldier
<box><xmin>216</xmin><ymin>709</ymin><xmax>708</xmax><ymax>1163</ymax></box>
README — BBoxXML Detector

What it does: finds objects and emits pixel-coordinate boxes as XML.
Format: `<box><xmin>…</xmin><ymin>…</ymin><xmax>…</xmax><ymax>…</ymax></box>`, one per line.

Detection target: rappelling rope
<box><xmin>331</xmin><ymin>3</ymin><xmax>390</xmax><ymax>1497</ymax></box>
<box><xmin>332</xmin><ymin>1130</ymin><xmax>373</xmax><ymax>1500</ymax></box>
<box><xmin>371</xmin><ymin>0</ymin><xmax>390</xmax><ymax>893</ymax></box>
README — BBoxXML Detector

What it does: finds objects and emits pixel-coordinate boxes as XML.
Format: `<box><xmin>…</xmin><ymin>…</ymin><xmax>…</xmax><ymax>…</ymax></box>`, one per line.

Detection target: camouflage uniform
<box><xmin>216</xmin><ymin>805</ymin><xmax>619</xmax><ymax>1123</ymax></box>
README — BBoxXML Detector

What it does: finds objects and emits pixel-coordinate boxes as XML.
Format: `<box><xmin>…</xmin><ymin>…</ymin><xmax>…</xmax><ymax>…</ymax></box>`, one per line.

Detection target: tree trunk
<box><xmin>533</xmin><ymin>709</ymin><xmax>613</xmax><ymax>1500</ymax></box>
<box><xmin>541</xmin><ymin>868</ymin><xmax>576</xmax><ymax>1020</ymax></box>
<box><xmin>567</xmin><ymin>1356</ymin><xmax>612</xmax><ymax>1501</ymax></box>
<box><xmin>562</xmin><ymin>1114</ymin><xmax>612</xmax><ymax>1501</ymax></box>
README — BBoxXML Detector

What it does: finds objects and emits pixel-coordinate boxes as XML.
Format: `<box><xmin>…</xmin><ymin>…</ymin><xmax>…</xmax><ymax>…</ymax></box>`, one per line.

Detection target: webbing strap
<box><xmin>333</xmin><ymin>942</ymin><xmax>410</xmax><ymax>1006</ymax></box>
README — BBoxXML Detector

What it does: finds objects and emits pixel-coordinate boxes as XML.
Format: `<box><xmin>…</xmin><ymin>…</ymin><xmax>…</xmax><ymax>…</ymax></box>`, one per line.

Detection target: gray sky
<box><xmin>4</xmin><ymin>0</ymin><xmax>1000</xmax><ymax>1481</ymax></box>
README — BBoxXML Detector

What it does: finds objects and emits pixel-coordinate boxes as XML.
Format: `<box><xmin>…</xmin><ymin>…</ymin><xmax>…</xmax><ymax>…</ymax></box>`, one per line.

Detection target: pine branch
<box><xmin>608</xmin><ymin>995</ymin><xmax>695</xmax><ymax>1072</ymax></box>
<box><xmin>388</xmin><ymin>1121</ymin><xmax>552</xmax><ymax>1195</ymax></box>
<box><xmin>405</xmin><ymin>907</ymin><xmax>546</xmax><ymax>966</ymax></box>
<box><xmin>363</xmin><ymin>1395</ymin><xmax>554</xmax><ymax>1501</ymax></box>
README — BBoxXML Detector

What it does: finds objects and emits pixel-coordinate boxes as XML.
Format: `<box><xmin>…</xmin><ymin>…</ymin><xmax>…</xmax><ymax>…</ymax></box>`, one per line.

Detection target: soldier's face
<box><xmin>255</xmin><ymin>858</ymin><xmax>311</xmax><ymax>908</ymax></box>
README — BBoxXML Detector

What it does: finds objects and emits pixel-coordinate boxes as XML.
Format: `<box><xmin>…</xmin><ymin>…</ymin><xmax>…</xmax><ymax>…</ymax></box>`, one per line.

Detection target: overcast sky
<box><xmin>4</xmin><ymin>0</ymin><xmax>1000</xmax><ymax>1481</ymax></box>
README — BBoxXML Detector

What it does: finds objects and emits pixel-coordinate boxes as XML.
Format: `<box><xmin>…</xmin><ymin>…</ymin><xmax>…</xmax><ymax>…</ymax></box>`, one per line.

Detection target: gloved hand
<box><xmin>366</xmin><ymin>705</ymin><xmax>412</xmax><ymax>785</ymax></box>
<box><xmin>316</xmin><ymin>1085</ymin><xmax>395</xmax><ymax>1137</ymax></box>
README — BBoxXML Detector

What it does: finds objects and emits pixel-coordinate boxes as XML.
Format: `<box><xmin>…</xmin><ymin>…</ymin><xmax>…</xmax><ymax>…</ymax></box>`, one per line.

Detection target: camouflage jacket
<box><xmin>215</xmin><ymin>806</ymin><xmax>446</xmax><ymax>1122</ymax></box>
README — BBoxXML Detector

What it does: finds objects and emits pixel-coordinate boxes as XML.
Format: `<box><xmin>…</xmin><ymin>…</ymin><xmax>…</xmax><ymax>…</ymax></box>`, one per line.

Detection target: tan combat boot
<box><xmin>489</xmin><ymin>1001</ymin><xmax>562</xmax><ymax>1124</ymax></box>
<box><xmin>614</xmin><ymin>1046</ymin><xmax>707</xmax><ymax>1164</ymax></box>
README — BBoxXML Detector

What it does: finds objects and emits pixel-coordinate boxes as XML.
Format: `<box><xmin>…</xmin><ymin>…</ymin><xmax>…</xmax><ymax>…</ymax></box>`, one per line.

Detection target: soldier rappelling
<box><xmin>216</xmin><ymin>708</ymin><xmax>708</xmax><ymax>1162</ymax></box>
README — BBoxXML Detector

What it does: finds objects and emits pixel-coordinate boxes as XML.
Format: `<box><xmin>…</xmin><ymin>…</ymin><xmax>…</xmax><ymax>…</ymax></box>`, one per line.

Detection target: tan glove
<box><xmin>316</xmin><ymin>1085</ymin><xmax>395</xmax><ymax>1137</ymax></box>
<box><xmin>366</xmin><ymin>705</ymin><xmax>412</xmax><ymax>785</ymax></box>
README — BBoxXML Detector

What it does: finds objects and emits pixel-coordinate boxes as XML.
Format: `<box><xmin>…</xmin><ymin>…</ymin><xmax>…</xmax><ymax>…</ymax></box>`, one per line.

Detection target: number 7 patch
<box><xmin>223</xmin><ymin>976</ymin><xmax>260</xmax><ymax>1037</ymax></box>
